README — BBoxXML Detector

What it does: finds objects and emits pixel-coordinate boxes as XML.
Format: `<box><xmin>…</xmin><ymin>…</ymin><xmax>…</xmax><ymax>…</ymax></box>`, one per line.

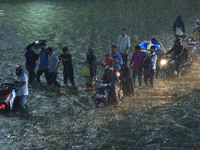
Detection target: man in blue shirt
<box><xmin>47</xmin><ymin>47</ymin><xmax>61</xmax><ymax>87</ymax></box>
<box><xmin>112</xmin><ymin>56</ymin><xmax>121</xmax><ymax>72</ymax></box>
<box><xmin>36</xmin><ymin>42</ymin><xmax>49</xmax><ymax>84</ymax></box>
<box><xmin>110</xmin><ymin>45</ymin><xmax>123</xmax><ymax>66</ymax></box>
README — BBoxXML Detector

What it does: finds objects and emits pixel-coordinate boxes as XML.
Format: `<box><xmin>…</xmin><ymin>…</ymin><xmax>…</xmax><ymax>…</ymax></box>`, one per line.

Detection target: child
<box><xmin>112</xmin><ymin>56</ymin><xmax>121</xmax><ymax>76</ymax></box>
<box><xmin>101</xmin><ymin>53</ymin><xmax>113</xmax><ymax>68</ymax></box>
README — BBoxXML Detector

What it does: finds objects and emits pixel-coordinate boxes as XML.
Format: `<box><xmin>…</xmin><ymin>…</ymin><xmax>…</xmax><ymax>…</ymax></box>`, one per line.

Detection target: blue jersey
<box><xmin>39</xmin><ymin>50</ymin><xmax>48</xmax><ymax>67</ymax></box>
<box><xmin>110</xmin><ymin>52</ymin><xmax>123</xmax><ymax>65</ymax></box>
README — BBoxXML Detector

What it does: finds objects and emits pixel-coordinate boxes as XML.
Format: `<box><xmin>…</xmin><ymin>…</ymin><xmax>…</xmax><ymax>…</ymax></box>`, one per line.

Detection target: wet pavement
<box><xmin>0</xmin><ymin>61</ymin><xmax>200</xmax><ymax>149</ymax></box>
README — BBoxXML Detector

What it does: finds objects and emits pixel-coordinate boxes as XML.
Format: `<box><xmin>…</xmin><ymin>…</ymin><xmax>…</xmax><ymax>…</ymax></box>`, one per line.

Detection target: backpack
<box><xmin>143</xmin><ymin>54</ymin><xmax>156</xmax><ymax>70</ymax></box>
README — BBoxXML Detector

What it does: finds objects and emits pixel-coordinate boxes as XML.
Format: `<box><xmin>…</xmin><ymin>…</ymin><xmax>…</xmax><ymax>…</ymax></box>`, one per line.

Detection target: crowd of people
<box><xmin>13</xmin><ymin>16</ymin><xmax>200</xmax><ymax>111</ymax></box>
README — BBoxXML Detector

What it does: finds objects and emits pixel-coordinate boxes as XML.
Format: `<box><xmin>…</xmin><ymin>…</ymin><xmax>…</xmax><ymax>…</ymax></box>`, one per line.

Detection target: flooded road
<box><xmin>1</xmin><ymin>0</ymin><xmax>200</xmax><ymax>149</ymax></box>
<box><xmin>1</xmin><ymin>61</ymin><xmax>200</xmax><ymax>149</ymax></box>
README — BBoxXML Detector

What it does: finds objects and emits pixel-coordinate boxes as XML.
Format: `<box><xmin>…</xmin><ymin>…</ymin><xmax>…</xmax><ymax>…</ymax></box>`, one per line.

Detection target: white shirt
<box><xmin>175</xmin><ymin>27</ymin><xmax>184</xmax><ymax>36</ymax></box>
<box><xmin>16</xmin><ymin>72</ymin><xmax>29</xmax><ymax>96</ymax></box>
<box><xmin>118</xmin><ymin>35</ymin><xmax>131</xmax><ymax>54</ymax></box>
<box><xmin>151</xmin><ymin>52</ymin><xmax>157</xmax><ymax>70</ymax></box>
<box><xmin>48</xmin><ymin>53</ymin><xmax>60</xmax><ymax>72</ymax></box>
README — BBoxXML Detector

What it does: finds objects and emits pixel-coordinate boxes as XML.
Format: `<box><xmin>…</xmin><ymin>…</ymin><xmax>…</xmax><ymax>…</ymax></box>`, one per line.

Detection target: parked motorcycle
<box><xmin>0</xmin><ymin>80</ymin><xmax>16</xmax><ymax>112</ymax></box>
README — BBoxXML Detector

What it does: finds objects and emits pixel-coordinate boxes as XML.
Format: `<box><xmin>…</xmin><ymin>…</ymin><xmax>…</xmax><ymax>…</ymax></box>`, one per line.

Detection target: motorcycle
<box><xmin>94</xmin><ymin>80</ymin><xmax>123</xmax><ymax>108</ymax></box>
<box><xmin>158</xmin><ymin>55</ymin><xmax>192</xmax><ymax>77</ymax></box>
<box><xmin>0</xmin><ymin>80</ymin><xmax>16</xmax><ymax>112</ymax></box>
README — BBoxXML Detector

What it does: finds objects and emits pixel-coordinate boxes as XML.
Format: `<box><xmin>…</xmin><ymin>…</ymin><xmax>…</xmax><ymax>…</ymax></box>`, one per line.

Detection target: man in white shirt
<box><xmin>15</xmin><ymin>66</ymin><xmax>29</xmax><ymax>111</ymax></box>
<box><xmin>47</xmin><ymin>47</ymin><xmax>61</xmax><ymax>87</ymax></box>
<box><xmin>144</xmin><ymin>46</ymin><xmax>157</xmax><ymax>87</ymax></box>
<box><xmin>117</xmin><ymin>29</ymin><xmax>131</xmax><ymax>65</ymax></box>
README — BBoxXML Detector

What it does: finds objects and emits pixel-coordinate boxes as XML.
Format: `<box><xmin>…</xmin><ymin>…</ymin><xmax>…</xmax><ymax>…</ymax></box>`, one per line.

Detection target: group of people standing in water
<box><xmin>23</xmin><ymin>28</ymin><xmax>158</xmax><ymax>93</ymax></box>
<box><xmin>79</xmin><ymin>28</ymin><xmax>157</xmax><ymax>89</ymax></box>
<box><xmin>14</xmin><ymin>15</ymin><xmax>200</xmax><ymax>110</ymax></box>
<box><xmin>25</xmin><ymin>42</ymin><xmax>76</xmax><ymax>88</ymax></box>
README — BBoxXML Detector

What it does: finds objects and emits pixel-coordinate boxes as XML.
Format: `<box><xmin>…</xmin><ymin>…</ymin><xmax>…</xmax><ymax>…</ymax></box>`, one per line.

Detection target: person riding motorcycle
<box><xmin>165</xmin><ymin>39</ymin><xmax>185</xmax><ymax>76</ymax></box>
<box><xmin>102</xmin><ymin>66</ymin><xmax>119</xmax><ymax>104</ymax></box>
<box><xmin>192</xmin><ymin>18</ymin><xmax>200</xmax><ymax>34</ymax></box>
<box><xmin>190</xmin><ymin>25</ymin><xmax>200</xmax><ymax>49</ymax></box>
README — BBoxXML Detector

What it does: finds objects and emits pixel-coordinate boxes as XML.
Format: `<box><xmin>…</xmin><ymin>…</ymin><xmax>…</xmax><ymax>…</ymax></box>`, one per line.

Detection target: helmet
<box><xmin>16</xmin><ymin>66</ymin><xmax>24</xmax><ymax>76</ymax></box>
<box><xmin>105</xmin><ymin>66</ymin><xmax>113</xmax><ymax>72</ymax></box>
<box><xmin>197</xmin><ymin>25</ymin><xmax>200</xmax><ymax>32</ymax></box>
<box><xmin>197</xmin><ymin>18</ymin><xmax>200</xmax><ymax>25</ymax></box>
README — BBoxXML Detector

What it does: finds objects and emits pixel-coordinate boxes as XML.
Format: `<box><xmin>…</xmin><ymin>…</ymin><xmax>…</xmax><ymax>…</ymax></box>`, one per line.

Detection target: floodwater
<box><xmin>0</xmin><ymin>0</ymin><xmax>200</xmax><ymax>149</ymax></box>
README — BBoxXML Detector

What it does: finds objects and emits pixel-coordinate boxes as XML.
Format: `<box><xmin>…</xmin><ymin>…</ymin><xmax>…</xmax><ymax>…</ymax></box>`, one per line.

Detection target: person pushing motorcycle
<box><xmin>102</xmin><ymin>66</ymin><xmax>119</xmax><ymax>104</ymax></box>
<box><xmin>14</xmin><ymin>66</ymin><xmax>29</xmax><ymax>111</ymax></box>
<box><xmin>165</xmin><ymin>39</ymin><xmax>184</xmax><ymax>77</ymax></box>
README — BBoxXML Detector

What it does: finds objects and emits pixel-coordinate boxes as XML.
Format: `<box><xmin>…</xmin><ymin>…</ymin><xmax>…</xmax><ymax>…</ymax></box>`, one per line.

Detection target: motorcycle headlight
<box><xmin>160</xmin><ymin>59</ymin><xmax>167</xmax><ymax>66</ymax></box>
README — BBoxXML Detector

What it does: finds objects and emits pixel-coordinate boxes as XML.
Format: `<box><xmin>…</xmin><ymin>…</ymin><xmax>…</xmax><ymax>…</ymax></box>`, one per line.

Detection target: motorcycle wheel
<box><xmin>157</xmin><ymin>70</ymin><xmax>166</xmax><ymax>78</ymax></box>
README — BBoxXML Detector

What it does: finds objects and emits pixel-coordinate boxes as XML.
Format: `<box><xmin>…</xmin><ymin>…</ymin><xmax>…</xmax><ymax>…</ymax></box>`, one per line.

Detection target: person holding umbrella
<box><xmin>25</xmin><ymin>44</ymin><xmax>39</xmax><ymax>83</ymax></box>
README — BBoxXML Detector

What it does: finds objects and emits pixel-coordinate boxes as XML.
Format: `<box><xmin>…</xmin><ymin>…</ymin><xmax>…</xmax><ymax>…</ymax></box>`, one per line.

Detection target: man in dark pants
<box><xmin>36</xmin><ymin>42</ymin><xmax>49</xmax><ymax>84</ymax></box>
<box><xmin>25</xmin><ymin>44</ymin><xmax>39</xmax><ymax>83</ymax></box>
<box><xmin>144</xmin><ymin>46</ymin><xmax>157</xmax><ymax>87</ymax></box>
<box><xmin>165</xmin><ymin>39</ymin><xmax>184</xmax><ymax>77</ymax></box>
<box><xmin>47</xmin><ymin>47</ymin><xmax>61</xmax><ymax>87</ymax></box>
<box><xmin>59</xmin><ymin>47</ymin><xmax>76</xmax><ymax>88</ymax></box>
<box><xmin>129</xmin><ymin>46</ymin><xmax>146</xmax><ymax>87</ymax></box>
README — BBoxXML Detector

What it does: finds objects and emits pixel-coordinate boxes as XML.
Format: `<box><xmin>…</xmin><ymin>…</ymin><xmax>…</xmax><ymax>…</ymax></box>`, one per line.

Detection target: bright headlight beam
<box><xmin>160</xmin><ymin>59</ymin><xmax>167</xmax><ymax>65</ymax></box>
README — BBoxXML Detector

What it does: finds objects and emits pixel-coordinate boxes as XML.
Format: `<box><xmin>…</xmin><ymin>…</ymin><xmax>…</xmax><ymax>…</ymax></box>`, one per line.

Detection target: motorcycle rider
<box><xmin>192</xmin><ymin>18</ymin><xmax>200</xmax><ymax>34</ymax></box>
<box><xmin>190</xmin><ymin>25</ymin><xmax>200</xmax><ymax>48</ymax></box>
<box><xmin>102</xmin><ymin>66</ymin><xmax>119</xmax><ymax>104</ymax></box>
<box><xmin>14</xmin><ymin>66</ymin><xmax>29</xmax><ymax>111</ymax></box>
<box><xmin>165</xmin><ymin>39</ymin><xmax>184</xmax><ymax>77</ymax></box>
